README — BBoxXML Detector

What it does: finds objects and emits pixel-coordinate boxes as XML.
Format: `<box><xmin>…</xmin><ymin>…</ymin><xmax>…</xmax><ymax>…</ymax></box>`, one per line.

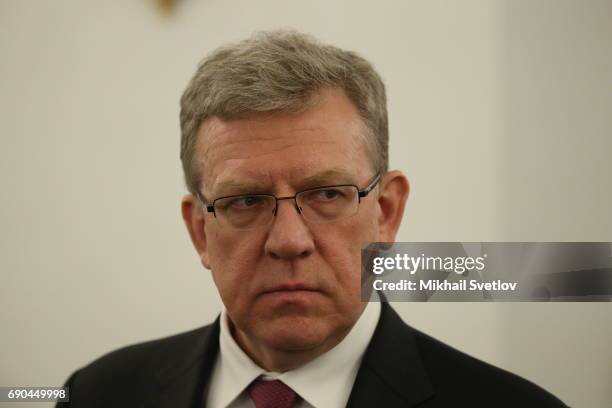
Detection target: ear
<box><xmin>181</xmin><ymin>194</ymin><xmax>211</xmax><ymax>269</ymax></box>
<box><xmin>376</xmin><ymin>170</ymin><xmax>410</xmax><ymax>242</ymax></box>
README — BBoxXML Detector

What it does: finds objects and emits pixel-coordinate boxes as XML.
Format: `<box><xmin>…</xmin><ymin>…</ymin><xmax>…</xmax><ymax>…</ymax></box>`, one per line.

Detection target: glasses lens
<box><xmin>297</xmin><ymin>186</ymin><xmax>358</xmax><ymax>223</ymax></box>
<box><xmin>214</xmin><ymin>195</ymin><xmax>275</xmax><ymax>230</ymax></box>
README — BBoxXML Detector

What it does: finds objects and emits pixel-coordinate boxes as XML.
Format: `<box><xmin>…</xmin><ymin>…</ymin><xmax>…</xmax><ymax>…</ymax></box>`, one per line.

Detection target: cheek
<box><xmin>206</xmin><ymin>228</ymin><xmax>264</xmax><ymax>299</ymax></box>
<box><xmin>316</xmin><ymin>215</ymin><xmax>377</xmax><ymax>288</ymax></box>
<box><xmin>327</xmin><ymin>209</ymin><xmax>378</xmax><ymax>288</ymax></box>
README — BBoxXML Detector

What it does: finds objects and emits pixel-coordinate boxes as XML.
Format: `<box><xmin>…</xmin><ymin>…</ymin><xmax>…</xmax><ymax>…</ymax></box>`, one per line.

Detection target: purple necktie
<box><xmin>247</xmin><ymin>378</ymin><xmax>300</xmax><ymax>408</ymax></box>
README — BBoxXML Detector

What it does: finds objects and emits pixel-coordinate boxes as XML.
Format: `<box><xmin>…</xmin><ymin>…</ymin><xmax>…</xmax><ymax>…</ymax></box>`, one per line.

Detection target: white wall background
<box><xmin>1</xmin><ymin>1</ymin><xmax>610</xmax><ymax>407</ymax></box>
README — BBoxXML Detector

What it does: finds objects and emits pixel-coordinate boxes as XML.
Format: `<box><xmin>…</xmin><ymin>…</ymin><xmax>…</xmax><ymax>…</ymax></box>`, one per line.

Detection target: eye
<box><xmin>228</xmin><ymin>195</ymin><xmax>265</xmax><ymax>209</ymax></box>
<box><xmin>311</xmin><ymin>189</ymin><xmax>343</xmax><ymax>201</ymax></box>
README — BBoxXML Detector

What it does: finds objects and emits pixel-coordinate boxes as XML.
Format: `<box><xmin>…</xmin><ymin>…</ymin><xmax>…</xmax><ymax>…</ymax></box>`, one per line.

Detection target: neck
<box><xmin>228</xmin><ymin>315</ymin><xmax>361</xmax><ymax>373</ymax></box>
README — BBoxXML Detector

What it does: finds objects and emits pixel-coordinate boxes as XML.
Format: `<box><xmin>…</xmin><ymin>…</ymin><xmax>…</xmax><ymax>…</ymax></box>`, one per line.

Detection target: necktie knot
<box><xmin>247</xmin><ymin>378</ymin><xmax>299</xmax><ymax>408</ymax></box>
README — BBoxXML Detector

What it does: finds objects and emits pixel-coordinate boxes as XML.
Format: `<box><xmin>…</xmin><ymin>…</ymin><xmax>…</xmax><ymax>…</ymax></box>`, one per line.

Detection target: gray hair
<box><xmin>179</xmin><ymin>30</ymin><xmax>388</xmax><ymax>195</ymax></box>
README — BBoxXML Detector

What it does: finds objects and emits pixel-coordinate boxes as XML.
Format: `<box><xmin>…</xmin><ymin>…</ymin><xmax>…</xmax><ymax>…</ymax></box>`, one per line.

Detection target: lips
<box><xmin>260</xmin><ymin>283</ymin><xmax>320</xmax><ymax>296</ymax></box>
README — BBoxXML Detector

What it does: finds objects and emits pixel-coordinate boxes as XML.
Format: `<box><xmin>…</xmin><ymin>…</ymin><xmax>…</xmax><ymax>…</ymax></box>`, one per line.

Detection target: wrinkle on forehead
<box><xmin>209</xmin><ymin>140</ymin><xmax>339</xmax><ymax>170</ymax></box>
<box><xmin>193</xmin><ymin>88</ymin><xmax>371</xmax><ymax>194</ymax></box>
<box><xmin>201</xmin><ymin>119</ymin><xmax>332</xmax><ymax>153</ymax></box>
<box><xmin>199</xmin><ymin>137</ymin><xmax>362</xmax><ymax>190</ymax></box>
<box><xmin>205</xmin><ymin>144</ymin><xmax>360</xmax><ymax>198</ymax></box>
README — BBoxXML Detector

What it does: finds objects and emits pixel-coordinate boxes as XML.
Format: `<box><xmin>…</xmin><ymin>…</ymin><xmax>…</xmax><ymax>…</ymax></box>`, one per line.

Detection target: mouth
<box><xmin>259</xmin><ymin>283</ymin><xmax>321</xmax><ymax>300</ymax></box>
<box><xmin>263</xmin><ymin>282</ymin><xmax>318</xmax><ymax>292</ymax></box>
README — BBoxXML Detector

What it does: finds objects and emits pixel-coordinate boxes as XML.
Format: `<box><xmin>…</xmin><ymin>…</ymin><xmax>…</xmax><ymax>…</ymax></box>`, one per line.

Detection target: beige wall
<box><xmin>0</xmin><ymin>1</ymin><xmax>610</xmax><ymax>407</ymax></box>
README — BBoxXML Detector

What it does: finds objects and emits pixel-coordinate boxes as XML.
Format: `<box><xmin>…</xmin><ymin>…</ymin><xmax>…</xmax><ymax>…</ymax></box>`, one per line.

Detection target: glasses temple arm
<box><xmin>196</xmin><ymin>191</ymin><xmax>216</xmax><ymax>213</ymax></box>
<box><xmin>358</xmin><ymin>173</ymin><xmax>382</xmax><ymax>198</ymax></box>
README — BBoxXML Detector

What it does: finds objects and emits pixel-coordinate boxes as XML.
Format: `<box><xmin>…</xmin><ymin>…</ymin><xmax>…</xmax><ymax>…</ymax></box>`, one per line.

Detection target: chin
<box><xmin>256</xmin><ymin>316</ymin><xmax>332</xmax><ymax>352</ymax></box>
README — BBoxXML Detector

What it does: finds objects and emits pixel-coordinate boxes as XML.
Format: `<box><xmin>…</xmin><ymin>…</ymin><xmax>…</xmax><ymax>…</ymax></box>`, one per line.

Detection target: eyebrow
<box><xmin>211</xmin><ymin>168</ymin><xmax>357</xmax><ymax>198</ymax></box>
<box><xmin>297</xmin><ymin>168</ymin><xmax>357</xmax><ymax>189</ymax></box>
<box><xmin>211</xmin><ymin>180</ymin><xmax>266</xmax><ymax>198</ymax></box>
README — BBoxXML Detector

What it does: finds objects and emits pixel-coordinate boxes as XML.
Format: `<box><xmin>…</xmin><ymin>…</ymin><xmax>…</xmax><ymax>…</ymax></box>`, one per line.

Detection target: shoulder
<box><xmin>75</xmin><ymin>324</ymin><xmax>214</xmax><ymax>380</ymax></box>
<box><xmin>58</xmin><ymin>323</ymin><xmax>218</xmax><ymax>407</ymax></box>
<box><xmin>362</xmin><ymin>302</ymin><xmax>568</xmax><ymax>407</ymax></box>
<box><xmin>411</xmin><ymin>327</ymin><xmax>568</xmax><ymax>406</ymax></box>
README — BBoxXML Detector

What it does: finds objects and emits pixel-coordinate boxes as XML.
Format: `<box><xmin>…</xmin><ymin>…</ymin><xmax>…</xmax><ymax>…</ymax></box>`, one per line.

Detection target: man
<box><xmin>59</xmin><ymin>30</ymin><xmax>567</xmax><ymax>407</ymax></box>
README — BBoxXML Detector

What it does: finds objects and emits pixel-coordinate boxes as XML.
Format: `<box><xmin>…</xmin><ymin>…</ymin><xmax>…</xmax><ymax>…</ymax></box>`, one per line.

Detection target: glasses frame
<box><xmin>196</xmin><ymin>173</ymin><xmax>382</xmax><ymax>226</ymax></box>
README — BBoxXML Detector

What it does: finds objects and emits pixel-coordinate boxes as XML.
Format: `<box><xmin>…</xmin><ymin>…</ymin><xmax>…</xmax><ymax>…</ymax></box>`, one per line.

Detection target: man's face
<box><xmin>186</xmin><ymin>88</ymin><xmax>399</xmax><ymax>364</ymax></box>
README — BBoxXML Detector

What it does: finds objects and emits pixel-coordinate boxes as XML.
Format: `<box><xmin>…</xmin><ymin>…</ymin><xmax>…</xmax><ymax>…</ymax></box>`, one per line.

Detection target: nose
<box><xmin>264</xmin><ymin>199</ymin><xmax>315</xmax><ymax>260</ymax></box>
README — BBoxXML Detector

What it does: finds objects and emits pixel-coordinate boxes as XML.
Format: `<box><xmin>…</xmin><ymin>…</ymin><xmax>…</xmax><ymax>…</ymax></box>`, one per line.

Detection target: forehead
<box><xmin>195</xmin><ymin>88</ymin><xmax>372</xmax><ymax>195</ymax></box>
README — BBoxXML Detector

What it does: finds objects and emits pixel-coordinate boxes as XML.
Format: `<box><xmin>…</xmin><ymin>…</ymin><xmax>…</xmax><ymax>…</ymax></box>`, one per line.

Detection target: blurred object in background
<box><xmin>155</xmin><ymin>0</ymin><xmax>179</xmax><ymax>16</ymax></box>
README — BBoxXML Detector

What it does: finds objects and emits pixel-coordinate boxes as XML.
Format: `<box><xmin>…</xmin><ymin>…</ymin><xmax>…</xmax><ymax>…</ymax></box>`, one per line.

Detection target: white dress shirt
<box><xmin>206</xmin><ymin>298</ymin><xmax>381</xmax><ymax>408</ymax></box>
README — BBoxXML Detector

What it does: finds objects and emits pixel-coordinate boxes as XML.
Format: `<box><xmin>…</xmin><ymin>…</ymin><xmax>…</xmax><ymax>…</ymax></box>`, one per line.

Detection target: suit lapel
<box><xmin>138</xmin><ymin>303</ymin><xmax>433</xmax><ymax>408</ymax></box>
<box><xmin>346</xmin><ymin>302</ymin><xmax>434</xmax><ymax>407</ymax></box>
<box><xmin>142</xmin><ymin>317</ymin><xmax>221</xmax><ymax>408</ymax></box>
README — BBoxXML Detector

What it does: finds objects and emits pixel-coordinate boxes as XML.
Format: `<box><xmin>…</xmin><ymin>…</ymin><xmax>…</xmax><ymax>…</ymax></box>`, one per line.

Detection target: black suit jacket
<box><xmin>58</xmin><ymin>302</ymin><xmax>568</xmax><ymax>407</ymax></box>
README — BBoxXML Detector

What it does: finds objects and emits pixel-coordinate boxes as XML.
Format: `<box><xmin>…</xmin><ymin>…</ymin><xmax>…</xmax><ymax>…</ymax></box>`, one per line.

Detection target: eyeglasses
<box><xmin>196</xmin><ymin>173</ymin><xmax>381</xmax><ymax>230</ymax></box>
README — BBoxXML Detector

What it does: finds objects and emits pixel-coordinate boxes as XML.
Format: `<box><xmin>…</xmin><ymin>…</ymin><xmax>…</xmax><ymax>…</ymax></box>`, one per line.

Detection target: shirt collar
<box><xmin>215</xmin><ymin>297</ymin><xmax>381</xmax><ymax>408</ymax></box>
